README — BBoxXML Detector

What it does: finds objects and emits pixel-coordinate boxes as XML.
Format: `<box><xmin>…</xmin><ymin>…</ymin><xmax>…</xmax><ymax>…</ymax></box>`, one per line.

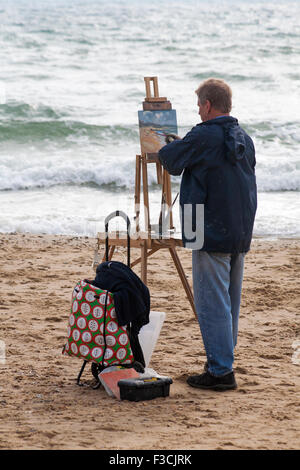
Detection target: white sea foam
<box><xmin>0</xmin><ymin>156</ymin><xmax>164</xmax><ymax>191</ymax></box>
<box><xmin>1</xmin><ymin>155</ymin><xmax>299</xmax><ymax>193</ymax></box>
<box><xmin>0</xmin><ymin>161</ymin><xmax>134</xmax><ymax>191</ymax></box>
<box><xmin>256</xmin><ymin>164</ymin><xmax>300</xmax><ymax>192</ymax></box>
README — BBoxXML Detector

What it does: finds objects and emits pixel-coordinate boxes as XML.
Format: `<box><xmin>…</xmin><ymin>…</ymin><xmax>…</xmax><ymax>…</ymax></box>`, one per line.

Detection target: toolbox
<box><xmin>118</xmin><ymin>376</ymin><xmax>173</xmax><ymax>402</ymax></box>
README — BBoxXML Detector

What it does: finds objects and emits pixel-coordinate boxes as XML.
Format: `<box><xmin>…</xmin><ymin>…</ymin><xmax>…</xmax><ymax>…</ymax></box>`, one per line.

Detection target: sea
<box><xmin>0</xmin><ymin>0</ymin><xmax>299</xmax><ymax>238</ymax></box>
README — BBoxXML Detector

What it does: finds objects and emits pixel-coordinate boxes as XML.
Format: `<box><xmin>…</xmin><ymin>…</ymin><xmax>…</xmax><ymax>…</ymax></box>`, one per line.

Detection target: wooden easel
<box><xmin>97</xmin><ymin>77</ymin><xmax>196</xmax><ymax>317</ymax></box>
<box><xmin>135</xmin><ymin>77</ymin><xmax>174</xmax><ymax>235</ymax></box>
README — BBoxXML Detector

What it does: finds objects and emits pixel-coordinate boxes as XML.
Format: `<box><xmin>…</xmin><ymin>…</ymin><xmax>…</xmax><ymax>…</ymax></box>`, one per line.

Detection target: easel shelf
<box><xmin>96</xmin><ymin>231</ymin><xmax>196</xmax><ymax>317</ymax></box>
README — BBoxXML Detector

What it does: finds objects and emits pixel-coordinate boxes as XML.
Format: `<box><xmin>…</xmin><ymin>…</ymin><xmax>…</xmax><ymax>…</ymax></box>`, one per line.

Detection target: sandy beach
<box><xmin>0</xmin><ymin>233</ymin><xmax>299</xmax><ymax>450</ymax></box>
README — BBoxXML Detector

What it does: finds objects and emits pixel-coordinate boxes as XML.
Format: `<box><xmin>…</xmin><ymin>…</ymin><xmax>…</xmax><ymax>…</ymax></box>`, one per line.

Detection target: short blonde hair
<box><xmin>195</xmin><ymin>78</ymin><xmax>232</xmax><ymax>113</ymax></box>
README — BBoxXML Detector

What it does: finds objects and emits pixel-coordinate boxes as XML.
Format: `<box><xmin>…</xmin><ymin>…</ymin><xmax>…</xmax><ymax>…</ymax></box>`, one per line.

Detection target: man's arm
<box><xmin>158</xmin><ymin>125</ymin><xmax>206</xmax><ymax>175</ymax></box>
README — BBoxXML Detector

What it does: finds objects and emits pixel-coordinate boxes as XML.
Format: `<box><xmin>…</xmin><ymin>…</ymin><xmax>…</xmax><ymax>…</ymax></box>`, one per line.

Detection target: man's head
<box><xmin>195</xmin><ymin>78</ymin><xmax>232</xmax><ymax>122</ymax></box>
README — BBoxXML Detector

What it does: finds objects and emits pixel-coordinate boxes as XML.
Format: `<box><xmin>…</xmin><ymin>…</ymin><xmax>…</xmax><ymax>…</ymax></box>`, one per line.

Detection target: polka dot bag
<box><xmin>62</xmin><ymin>280</ymin><xmax>134</xmax><ymax>381</ymax></box>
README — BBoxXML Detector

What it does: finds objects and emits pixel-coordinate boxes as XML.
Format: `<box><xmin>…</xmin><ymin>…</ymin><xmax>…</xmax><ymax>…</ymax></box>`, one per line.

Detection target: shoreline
<box><xmin>1</xmin><ymin>230</ymin><xmax>300</xmax><ymax>241</ymax></box>
<box><xmin>0</xmin><ymin>233</ymin><xmax>299</xmax><ymax>450</ymax></box>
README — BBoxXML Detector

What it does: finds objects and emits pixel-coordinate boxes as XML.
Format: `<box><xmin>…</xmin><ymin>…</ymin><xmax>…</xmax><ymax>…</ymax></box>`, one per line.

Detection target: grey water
<box><xmin>0</xmin><ymin>0</ymin><xmax>299</xmax><ymax>237</ymax></box>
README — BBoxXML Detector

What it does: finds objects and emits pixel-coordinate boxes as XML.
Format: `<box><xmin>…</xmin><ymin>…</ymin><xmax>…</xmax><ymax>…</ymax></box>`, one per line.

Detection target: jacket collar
<box><xmin>198</xmin><ymin>116</ymin><xmax>238</xmax><ymax>126</ymax></box>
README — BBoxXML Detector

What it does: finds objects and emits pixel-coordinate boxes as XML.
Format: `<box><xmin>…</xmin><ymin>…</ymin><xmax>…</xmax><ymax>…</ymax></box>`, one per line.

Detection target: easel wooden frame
<box><xmin>97</xmin><ymin>77</ymin><xmax>196</xmax><ymax>317</ymax></box>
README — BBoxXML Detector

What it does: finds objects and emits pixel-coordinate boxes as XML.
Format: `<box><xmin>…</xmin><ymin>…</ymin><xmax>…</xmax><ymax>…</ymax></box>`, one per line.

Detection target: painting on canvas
<box><xmin>138</xmin><ymin>109</ymin><xmax>178</xmax><ymax>154</ymax></box>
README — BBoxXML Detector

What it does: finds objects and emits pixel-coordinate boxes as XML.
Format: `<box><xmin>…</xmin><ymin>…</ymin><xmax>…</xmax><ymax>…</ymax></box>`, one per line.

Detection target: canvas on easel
<box><xmin>138</xmin><ymin>109</ymin><xmax>178</xmax><ymax>155</ymax></box>
<box><xmin>135</xmin><ymin>77</ymin><xmax>178</xmax><ymax>235</ymax></box>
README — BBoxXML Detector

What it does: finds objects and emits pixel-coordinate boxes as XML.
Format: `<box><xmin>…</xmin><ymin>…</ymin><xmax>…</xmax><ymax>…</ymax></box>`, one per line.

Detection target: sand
<box><xmin>0</xmin><ymin>233</ymin><xmax>299</xmax><ymax>450</ymax></box>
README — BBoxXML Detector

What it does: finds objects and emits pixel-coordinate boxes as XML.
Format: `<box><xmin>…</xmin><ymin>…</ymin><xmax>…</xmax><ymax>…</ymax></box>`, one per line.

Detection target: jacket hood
<box><xmin>205</xmin><ymin>117</ymin><xmax>246</xmax><ymax>165</ymax></box>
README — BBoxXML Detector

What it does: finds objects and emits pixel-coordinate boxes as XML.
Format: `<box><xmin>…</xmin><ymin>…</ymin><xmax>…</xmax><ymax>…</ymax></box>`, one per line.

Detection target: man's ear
<box><xmin>206</xmin><ymin>99</ymin><xmax>212</xmax><ymax>113</ymax></box>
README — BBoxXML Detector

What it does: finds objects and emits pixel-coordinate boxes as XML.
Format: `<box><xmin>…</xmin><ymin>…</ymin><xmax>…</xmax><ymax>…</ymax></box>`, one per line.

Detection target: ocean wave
<box><xmin>243</xmin><ymin>121</ymin><xmax>300</xmax><ymax>145</ymax></box>
<box><xmin>0</xmin><ymin>120</ymin><xmax>138</xmax><ymax>143</ymax></box>
<box><xmin>0</xmin><ymin>158</ymin><xmax>299</xmax><ymax>193</ymax></box>
<box><xmin>0</xmin><ymin>159</ymin><xmax>161</xmax><ymax>191</ymax></box>
<box><xmin>256</xmin><ymin>163</ymin><xmax>300</xmax><ymax>192</ymax></box>
<box><xmin>0</xmin><ymin>102</ymin><xmax>62</xmax><ymax>121</ymax></box>
<box><xmin>0</xmin><ymin>104</ymin><xmax>139</xmax><ymax>143</ymax></box>
<box><xmin>191</xmin><ymin>71</ymin><xmax>273</xmax><ymax>83</ymax></box>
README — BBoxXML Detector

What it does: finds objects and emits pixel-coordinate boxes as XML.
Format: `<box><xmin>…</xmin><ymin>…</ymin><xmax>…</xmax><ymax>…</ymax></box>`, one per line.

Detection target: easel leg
<box><xmin>135</xmin><ymin>155</ymin><xmax>141</xmax><ymax>233</ymax></box>
<box><xmin>156</xmin><ymin>162</ymin><xmax>163</xmax><ymax>185</ymax></box>
<box><xmin>108</xmin><ymin>246</ymin><xmax>115</xmax><ymax>261</ymax></box>
<box><xmin>131</xmin><ymin>247</ymin><xmax>160</xmax><ymax>268</ymax></box>
<box><xmin>164</xmin><ymin>172</ymin><xmax>174</xmax><ymax>230</ymax></box>
<box><xmin>169</xmin><ymin>247</ymin><xmax>196</xmax><ymax>318</ymax></box>
<box><xmin>102</xmin><ymin>245</ymin><xmax>115</xmax><ymax>263</ymax></box>
<box><xmin>166</xmin><ymin>173</ymin><xmax>174</xmax><ymax>230</ymax></box>
<box><xmin>141</xmin><ymin>242</ymin><xmax>147</xmax><ymax>284</ymax></box>
<box><xmin>142</xmin><ymin>155</ymin><xmax>151</xmax><ymax>233</ymax></box>
<box><xmin>160</xmin><ymin>170</ymin><xmax>174</xmax><ymax>231</ymax></box>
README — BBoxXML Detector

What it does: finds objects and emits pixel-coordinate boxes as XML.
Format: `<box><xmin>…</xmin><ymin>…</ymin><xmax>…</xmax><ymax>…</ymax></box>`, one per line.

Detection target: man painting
<box><xmin>159</xmin><ymin>78</ymin><xmax>257</xmax><ymax>390</ymax></box>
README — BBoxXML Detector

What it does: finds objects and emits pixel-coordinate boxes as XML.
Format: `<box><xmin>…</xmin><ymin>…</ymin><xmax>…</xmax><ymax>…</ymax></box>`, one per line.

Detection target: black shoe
<box><xmin>187</xmin><ymin>370</ymin><xmax>237</xmax><ymax>391</ymax></box>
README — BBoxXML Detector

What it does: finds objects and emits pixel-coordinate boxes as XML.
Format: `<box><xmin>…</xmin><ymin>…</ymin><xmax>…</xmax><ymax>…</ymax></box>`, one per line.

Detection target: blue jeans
<box><xmin>192</xmin><ymin>251</ymin><xmax>245</xmax><ymax>377</ymax></box>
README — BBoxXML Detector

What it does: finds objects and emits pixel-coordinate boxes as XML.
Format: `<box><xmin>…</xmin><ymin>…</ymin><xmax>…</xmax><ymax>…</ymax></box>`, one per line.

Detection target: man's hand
<box><xmin>165</xmin><ymin>133</ymin><xmax>181</xmax><ymax>144</ymax></box>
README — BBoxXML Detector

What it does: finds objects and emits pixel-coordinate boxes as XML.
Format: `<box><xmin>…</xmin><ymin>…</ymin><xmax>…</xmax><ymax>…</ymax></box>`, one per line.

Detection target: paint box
<box><xmin>118</xmin><ymin>376</ymin><xmax>173</xmax><ymax>402</ymax></box>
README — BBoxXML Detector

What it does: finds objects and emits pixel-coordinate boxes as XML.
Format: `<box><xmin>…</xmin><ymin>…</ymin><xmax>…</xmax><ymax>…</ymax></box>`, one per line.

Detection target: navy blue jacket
<box><xmin>158</xmin><ymin>116</ymin><xmax>257</xmax><ymax>253</ymax></box>
<box><xmin>92</xmin><ymin>261</ymin><xmax>150</xmax><ymax>335</ymax></box>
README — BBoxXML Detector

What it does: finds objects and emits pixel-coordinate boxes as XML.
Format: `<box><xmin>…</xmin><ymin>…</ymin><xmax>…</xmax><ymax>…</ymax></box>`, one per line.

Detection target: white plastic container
<box><xmin>138</xmin><ymin>311</ymin><xmax>166</xmax><ymax>367</ymax></box>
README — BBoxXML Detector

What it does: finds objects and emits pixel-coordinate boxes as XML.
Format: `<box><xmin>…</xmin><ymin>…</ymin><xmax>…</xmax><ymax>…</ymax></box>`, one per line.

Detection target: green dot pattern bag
<box><xmin>62</xmin><ymin>280</ymin><xmax>134</xmax><ymax>367</ymax></box>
